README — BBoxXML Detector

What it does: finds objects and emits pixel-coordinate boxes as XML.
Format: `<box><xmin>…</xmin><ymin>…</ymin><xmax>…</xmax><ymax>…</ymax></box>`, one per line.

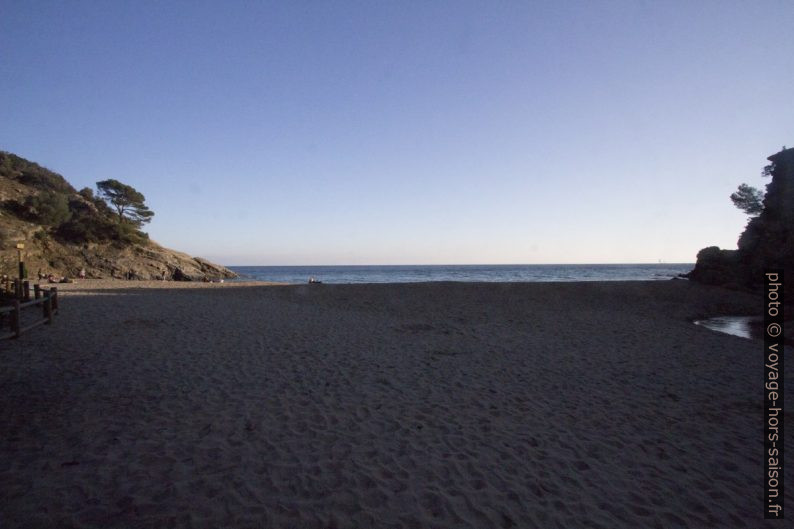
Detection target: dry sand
<box><xmin>0</xmin><ymin>279</ymin><xmax>791</xmax><ymax>528</ymax></box>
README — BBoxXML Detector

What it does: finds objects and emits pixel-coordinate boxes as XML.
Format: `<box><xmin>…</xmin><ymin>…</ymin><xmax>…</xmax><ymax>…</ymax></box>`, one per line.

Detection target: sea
<box><xmin>227</xmin><ymin>263</ymin><xmax>694</xmax><ymax>285</ymax></box>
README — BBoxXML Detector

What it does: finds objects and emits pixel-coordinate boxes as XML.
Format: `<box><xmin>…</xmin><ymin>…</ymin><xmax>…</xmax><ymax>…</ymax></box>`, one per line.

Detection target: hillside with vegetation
<box><xmin>688</xmin><ymin>146</ymin><xmax>793</xmax><ymax>295</ymax></box>
<box><xmin>0</xmin><ymin>151</ymin><xmax>236</xmax><ymax>281</ymax></box>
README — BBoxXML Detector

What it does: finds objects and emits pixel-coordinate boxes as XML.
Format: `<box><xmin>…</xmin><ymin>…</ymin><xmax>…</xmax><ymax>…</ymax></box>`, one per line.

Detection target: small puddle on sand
<box><xmin>694</xmin><ymin>316</ymin><xmax>762</xmax><ymax>340</ymax></box>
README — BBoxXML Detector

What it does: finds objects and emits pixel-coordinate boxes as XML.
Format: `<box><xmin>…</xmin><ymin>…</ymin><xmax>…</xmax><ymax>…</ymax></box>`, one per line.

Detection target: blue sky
<box><xmin>2</xmin><ymin>1</ymin><xmax>792</xmax><ymax>265</ymax></box>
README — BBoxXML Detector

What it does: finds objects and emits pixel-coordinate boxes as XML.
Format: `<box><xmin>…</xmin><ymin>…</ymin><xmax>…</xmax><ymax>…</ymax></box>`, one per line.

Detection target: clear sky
<box><xmin>2</xmin><ymin>1</ymin><xmax>792</xmax><ymax>265</ymax></box>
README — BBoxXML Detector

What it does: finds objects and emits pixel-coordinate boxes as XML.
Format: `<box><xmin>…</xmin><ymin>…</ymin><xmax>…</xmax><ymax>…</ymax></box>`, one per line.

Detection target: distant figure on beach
<box><xmin>308</xmin><ymin>277</ymin><xmax>322</xmax><ymax>284</ymax></box>
<box><xmin>161</xmin><ymin>270</ymin><xmax>167</xmax><ymax>281</ymax></box>
<box><xmin>79</xmin><ymin>268</ymin><xmax>86</xmax><ymax>279</ymax></box>
<box><xmin>37</xmin><ymin>269</ymin><xmax>44</xmax><ymax>280</ymax></box>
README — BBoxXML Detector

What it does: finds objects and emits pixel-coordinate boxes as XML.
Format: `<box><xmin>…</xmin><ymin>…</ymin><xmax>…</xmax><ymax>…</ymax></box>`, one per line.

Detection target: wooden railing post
<box><xmin>44</xmin><ymin>292</ymin><xmax>53</xmax><ymax>324</ymax></box>
<box><xmin>50</xmin><ymin>287</ymin><xmax>58</xmax><ymax>313</ymax></box>
<box><xmin>0</xmin><ymin>285</ymin><xmax>60</xmax><ymax>340</ymax></box>
<box><xmin>33</xmin><ymin>284</ymin><xmax>41</xmax><ymax>300</ymax></box>
<box><xmin>11</xmin><ymin>300</ymin><xmax>21</xmax><ymax>338</ymax></box>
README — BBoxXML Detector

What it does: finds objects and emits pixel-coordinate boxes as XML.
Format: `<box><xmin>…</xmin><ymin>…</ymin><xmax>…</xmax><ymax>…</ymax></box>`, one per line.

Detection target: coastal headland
<box><xmin>1</xmin><ymin>279</ymin><xmax>791</xmax><ymax>527</ymax></box>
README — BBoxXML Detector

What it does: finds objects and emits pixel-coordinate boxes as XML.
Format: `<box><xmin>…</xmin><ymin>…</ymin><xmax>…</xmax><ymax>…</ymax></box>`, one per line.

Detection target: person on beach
<box><xmin>161</xmin><ymin>270</ymin><xmax>167</xmax><ymax>281</ymax></box>
<box><xmin>79</xmin><ymin>268</ymin><xmax>86</xmax><ymax>279</ymax></box>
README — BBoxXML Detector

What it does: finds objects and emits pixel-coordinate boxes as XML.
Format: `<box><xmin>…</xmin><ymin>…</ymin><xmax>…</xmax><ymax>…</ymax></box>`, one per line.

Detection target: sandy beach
<box><xmin>0</xmin><ymin>279</ymin><xmax>790</xmax><ymax>528</ymax></box>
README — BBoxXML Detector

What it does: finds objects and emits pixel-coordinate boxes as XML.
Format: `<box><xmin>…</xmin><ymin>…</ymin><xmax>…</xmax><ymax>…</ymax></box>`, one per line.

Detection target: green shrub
<box><xmin>57</xmin><ymin>210</ymin><xmax>117</xmax><ymax>243</ymax></box>
<box><xmin>115</xmin><ymin>221</ymin><xmax>149</xmax><ymax>245</ymax></box>
<box><xmin>24</xmin><ymin>191</ymin><xmax>71</xmax><ymax>226</ymax></box>
<box><xmin>0</xmin><ymin>152</ymin><xmax>74</xmax><ymax>194</ymax></box>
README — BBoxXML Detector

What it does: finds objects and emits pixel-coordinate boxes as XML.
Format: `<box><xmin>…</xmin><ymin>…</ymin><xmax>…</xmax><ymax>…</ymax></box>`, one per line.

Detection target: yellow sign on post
<box><xmin>16</xmin><ymin>243</ymin><xmax>25</xmax><ymax>280</ymax></box>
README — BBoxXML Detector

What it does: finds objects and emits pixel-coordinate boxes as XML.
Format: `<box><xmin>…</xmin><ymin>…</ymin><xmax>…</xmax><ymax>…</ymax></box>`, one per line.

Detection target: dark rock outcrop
<box><xmin>689</xmin><ymin>147</ymin><xmax>793</xmax><ymax>294</ymax></box>
<box><xmin>686</xmin><ymin>246</ymin><xmax>741</xmax><ymax>287</ymax></box>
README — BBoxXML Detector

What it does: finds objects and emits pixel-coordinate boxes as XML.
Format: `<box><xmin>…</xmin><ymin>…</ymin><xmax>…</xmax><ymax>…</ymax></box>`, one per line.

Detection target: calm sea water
<box><xmin>227</xmin><ymin>264</ymin><xmax>694</xmax><ymax>285</ymax></box>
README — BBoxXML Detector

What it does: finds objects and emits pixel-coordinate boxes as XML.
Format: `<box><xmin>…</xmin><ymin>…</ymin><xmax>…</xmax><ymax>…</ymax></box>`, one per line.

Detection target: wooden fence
<box><xmin>0</xmin><ymin>281</ymin><xmax>59</xmax><ymax>340</ymax></box>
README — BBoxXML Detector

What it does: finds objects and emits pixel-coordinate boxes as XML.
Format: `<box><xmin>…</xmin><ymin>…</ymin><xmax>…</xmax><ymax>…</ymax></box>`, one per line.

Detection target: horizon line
<box><xmin>222</xmin><ymin>262</ymin><xmax>696</xmax><ymax>267</ymax></box>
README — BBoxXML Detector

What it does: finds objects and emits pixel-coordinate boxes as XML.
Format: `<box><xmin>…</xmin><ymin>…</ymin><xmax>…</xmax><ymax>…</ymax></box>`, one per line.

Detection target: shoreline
<box><xmin>45</xmin><ymin>278</ymin><xmax>288</xmax><ymax>291</ymax></box>
<box><xmin>1</xmin><ymin>280</ymin><xmax>790</xmax><ymax>527</ymax></box>
<box><xmin>52</xmin><ymin>276</ymin><xmax>695</xmax><ymax>291</ymax></box>
<box><xmin>50</xmin><ymin>278</ymin><xmax>782</xmax><ymax>319</ymax></box>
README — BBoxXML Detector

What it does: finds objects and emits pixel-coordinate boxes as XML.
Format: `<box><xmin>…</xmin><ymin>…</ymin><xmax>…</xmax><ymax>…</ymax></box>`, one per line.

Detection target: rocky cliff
<box><xmin>688</xmin><ymin>146</ymin><xmax>793</xmax><ymax>294</ymax></box>
<box><xmin>0</xmin><ymin>151</ymin><xmax>236</xmax><ymax>281</ymax></box>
